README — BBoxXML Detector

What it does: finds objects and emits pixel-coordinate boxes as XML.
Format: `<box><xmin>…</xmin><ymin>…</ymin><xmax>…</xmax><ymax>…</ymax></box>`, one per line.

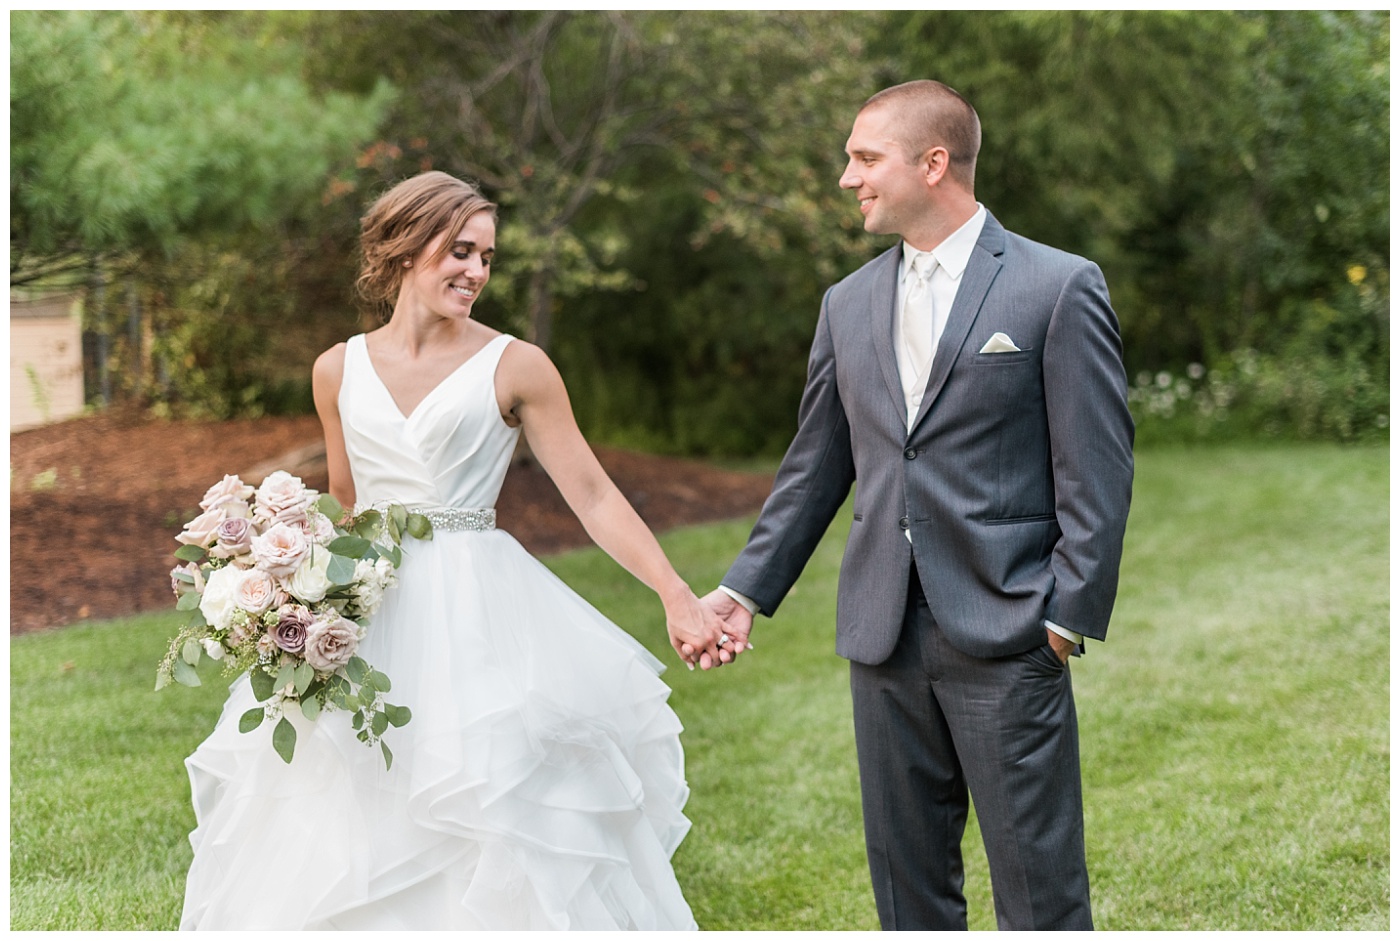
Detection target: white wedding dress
<box><xmin>180</xmin><ymin>334</ymin><xmax>696</xmax><ymax>930</ymax></box>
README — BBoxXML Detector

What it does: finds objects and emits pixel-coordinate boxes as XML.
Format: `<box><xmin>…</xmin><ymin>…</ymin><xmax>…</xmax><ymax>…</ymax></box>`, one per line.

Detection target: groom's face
<box><xmin>840</xmin><ymin>105</ymin><xmax>933</xmax><ymax>244</ymax></box>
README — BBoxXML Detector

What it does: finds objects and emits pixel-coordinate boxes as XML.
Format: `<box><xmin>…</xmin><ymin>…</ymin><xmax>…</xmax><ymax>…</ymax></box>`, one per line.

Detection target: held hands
<box><xmin>661</xmin><ymin>585</ymin><xmax>732</xmax><ymax>671</ymax></box>
<box><xmin>675</xmin><ymin>589</ymin><xmax>755</xmax><ymax>672</ymax></box>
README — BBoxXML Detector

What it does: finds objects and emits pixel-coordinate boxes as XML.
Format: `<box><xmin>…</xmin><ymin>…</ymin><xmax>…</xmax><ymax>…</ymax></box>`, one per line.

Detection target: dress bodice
<box><xmin>339</xmin><ymin>333</ymin><xmax>520</xmax><ymax>511</ymax></box>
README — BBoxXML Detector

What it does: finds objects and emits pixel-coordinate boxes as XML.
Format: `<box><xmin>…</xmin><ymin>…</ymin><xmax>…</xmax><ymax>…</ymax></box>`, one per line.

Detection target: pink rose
<box><xmin>251</xmin><ymin>523</ymin><xmax>310</xmax><ymax>577</ymax></box>
<box><xmin>169</xmin><ymin>561</ymin><xmax>204</xmax><ymax>598</ymax></box>
<box><xmin>304</xmin><ymin>616</ymin><xmax>360</xmax><ymax>672</ymax></box>
<box><xmin>255</xmin><ymin>471</ymin><xmax>315</xmax><ymax>526</ymax></box>
<box><xmin>273</xmin><ymin>603</ymin><xmax>315</xmax><ymax>654</ymax></box>
<box><xmin>209</xmin><ymin>517</ymin><xmax>254</xmax><ymax>559</ymax></box>
<box><xmin>175</xmin><ymin>507</ymin><xmax>226</xmax><ymax>548</ymax></box>
<box><xmin>233</xmin><ymin>569</ymin><xmax>281</xmax><ymax>614</ymax></box>
<box><xmin>200</xmin><ymin>474</ymin><xmax>255</xmax><ymax>512</ymax></box>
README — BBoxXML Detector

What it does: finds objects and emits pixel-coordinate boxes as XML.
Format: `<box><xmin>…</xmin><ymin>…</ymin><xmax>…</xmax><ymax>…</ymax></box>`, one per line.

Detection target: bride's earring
<box><xmin>402</xmin><ymin>259</ymin><xmax>412</xmax><ymax>268</ymax></box>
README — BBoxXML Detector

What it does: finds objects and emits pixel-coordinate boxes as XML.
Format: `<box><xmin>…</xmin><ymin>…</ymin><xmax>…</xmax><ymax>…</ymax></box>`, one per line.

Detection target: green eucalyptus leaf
<box><xmin>357</xmin><ymin>729</ymin><xmax>370</xmax><ymax>743</ymax></box>
<box><xmin>327</xmin><ymin>554</ymin><xmax>357</xmax><ymax>586</ymax></box>
<box><xmin>176</xmin><ymin>592</ymin><xmax>202</xmax><ymax>611</ymax></box>
<box><xmin>358</xmin><ymin>685</ymin><xmax>378</xmax><ymax>707</ymax></box>
<box><xmin>272</xmin><ymin>717</ymin><xmax>296</xmax><ymax>764</ymax></box>
<box><xmin>371</xmin><ymin>710</ymin><xmax>389</xmax><ymax>737</ymax></box>
<box><xmin>353</xmin><ymin>511</ymin><xmax>382</xmax><ymax>539</ymax></box>
<box><xmin>182</xmin><ymin>639</ymin><xmax>203</xmax><ymax>666</ymax></box>
<box><xmin>385</xmin><ymin>704</ymin><xmax>412</xmax><ymax>728</ymax></box>
<box><xmin>345</xmin><ymin>657</ymin><xmax>368</xmax><ymax>685</ymax></box>
<box><xmin>293</xmin><ymin>661</ymin><xmax>314</xmax><ymax>695</ymax></box>
<box><xmin>172</xmin><ymin>658</ymin><xmax>201</xmax><ymax>687</ymax></box>
<box><xmin>381</xmin><ymin>741</ymin><xmax>393</xmax><ymax>770</ymax></box>
<box><xmin>172</xmin><ymin>570</ymin><xmax>196</xmax><ymax>585</ymax></box>
<box><xmin>366</xmin><ymin>670</ymin><xmax>391</xmax><ymax>693</ymax></box>
<box><xmin>405</xmin><ymin>513</ymin><xmax>433</xmax><ymax>540</ymax></box>
<box><xmin>328</xmin><ymin>535</ymin><xmax>372</xmax><ymax>558</ymax></box>
<box><xmin>316</xmin><ymin>493</ymin><xmax>344</xmax><ymax>522</ymax></box>
<box><xmin>154</xmin><ymin>670</ymin><xmax>172</xmax><ymax>692</ymax></box>
<box><xmin>275</xmin><ymin>661</ymin><xmax>296</xmax><ymax>690</ymax></box>
<box><xmin>389</xmin><ymin>504</ymin><xmax>408</xmax><ymax>532</ymax></box>
<box><xmin>238</xmin><ymin>708</ymin><xmax>265</xmax><ymax>733</ymax></box>
<box><xmin>387</xmin><ymin>514</ymin><xmax>402</xmax><ymax>544</ymax></box>
<box><xmin>250</xmin><ymin>667</ymin><xmax>276</xmax><ymax>702</ymax></box>
<box><xmin>384</xmin><ymin>543</ymin><xmax>403</xmax><ymax>568</ymax></box>
<box><xmin>173</xmin><ymin>544</ymin><xmax>206</xmax><ymax>562</ymax></box>
<box><xmin>352</xmin><ymin>710</ymin><xmax>365</xmax><ymax>730</ymax></box>
<box><xmin>301</xmin><ymin>696</ymin><xmax>322</xmax><ymax>721</ymax></box>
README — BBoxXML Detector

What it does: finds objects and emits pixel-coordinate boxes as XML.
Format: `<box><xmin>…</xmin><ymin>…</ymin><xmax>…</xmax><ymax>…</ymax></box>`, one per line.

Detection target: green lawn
<box><xmin>10</xmin><ymin>444</ymin><xmax>1388</xmax><ymax>929</ymax></box>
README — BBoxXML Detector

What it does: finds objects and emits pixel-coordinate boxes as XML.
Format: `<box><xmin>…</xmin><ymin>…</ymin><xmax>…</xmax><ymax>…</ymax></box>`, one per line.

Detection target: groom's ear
<box><xmin>921</xmin><ymin>146</ymin><xmax>951</xmax><ymax>188</ymax></box>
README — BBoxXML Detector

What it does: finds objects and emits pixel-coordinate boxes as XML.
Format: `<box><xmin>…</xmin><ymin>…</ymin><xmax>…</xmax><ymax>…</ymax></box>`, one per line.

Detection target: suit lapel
<box><xmin>909</xmin><ymin>215</ymin><xmax>1007</xmax><ymax>434</ymax></box>
<box><xmin>867</xmin><ymin>247</ymin><xmax>906</xmax><ymax>422</ymax></box>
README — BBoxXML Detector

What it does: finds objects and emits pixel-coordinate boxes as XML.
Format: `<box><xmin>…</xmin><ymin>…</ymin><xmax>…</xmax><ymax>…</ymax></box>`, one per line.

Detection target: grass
<box><xmin>10</xmin><ymin>443</ymin><xmax>1388</xmax><ymax>929</ymax></box>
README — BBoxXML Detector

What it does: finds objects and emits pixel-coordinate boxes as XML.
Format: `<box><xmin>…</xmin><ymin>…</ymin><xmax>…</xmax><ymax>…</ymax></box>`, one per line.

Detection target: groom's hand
<box><xmin>1047</xmin><ymin>628</ymin><xmax>1076</xmax><ymax>664</ymax></box>
<box><xmin>681</xmin><ymin>589</ymin><xmax>755</xmax><ymax>670</ymax></box>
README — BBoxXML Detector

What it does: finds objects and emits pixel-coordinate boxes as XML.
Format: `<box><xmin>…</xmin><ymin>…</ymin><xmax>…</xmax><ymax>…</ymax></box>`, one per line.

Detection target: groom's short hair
<box><xmin>862</xmin><ymin>81</ymin><xmax>981</xmax><ymax>192</ymax></box>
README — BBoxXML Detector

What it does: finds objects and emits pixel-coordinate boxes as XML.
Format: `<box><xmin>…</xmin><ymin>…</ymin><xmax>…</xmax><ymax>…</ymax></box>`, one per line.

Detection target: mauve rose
<box><xmin>273</xmin><ymin>604</ymin><xmax>315</xmax><ymax>653</ymax></box>
<box><xmin>200</xmin><ymin>474</ymin><xmax>254</xmax><ymax>512</ymax></box>
<box><xmin>304</xmin><ymin>616</ymin><xmax>360</xmax><ymax>672</ymax></box>
<box><xmin>233</xmin><ymin>569</ymin><xmax>280</xmax><ymax>614</ymax></box>
<box><xmin>176</xmin><ymin>506</ymin><xmax>226</xmax><ymax>548</ymax></box>
<box><xmin>209</xmin><ymin>517</ymin><xmax>254</xmax><ymax>559</ymax></box>
<box><xmin>255</xmin><ymin>471</ymin><xmax>315</xmax><ymax>525</ymax></box>
<box><xmin>251</xmin><ymin>523</ymin><xmax>311</xmax><ymax>577</ymax></box>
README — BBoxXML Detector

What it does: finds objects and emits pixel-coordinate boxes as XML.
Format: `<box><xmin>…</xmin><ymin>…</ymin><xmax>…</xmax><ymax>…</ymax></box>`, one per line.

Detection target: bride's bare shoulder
<box><xmin>313</xmin><ymin>341</ymin><xmax>349</xmax><ymax>393</ymax></box>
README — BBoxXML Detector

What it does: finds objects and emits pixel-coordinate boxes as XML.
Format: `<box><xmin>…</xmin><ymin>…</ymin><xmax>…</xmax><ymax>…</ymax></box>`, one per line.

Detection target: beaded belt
<box><xmin>419</xmin><ymin>506</ymin><xmax>496</xmax><ymax>533</ymax></box>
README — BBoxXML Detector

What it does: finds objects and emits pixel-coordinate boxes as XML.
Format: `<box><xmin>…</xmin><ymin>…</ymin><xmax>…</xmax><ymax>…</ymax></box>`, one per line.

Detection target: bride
<box><xmin>179</xmin><ymin>171</ymin><xmax>738</xmax><ymax>929</ymax></box>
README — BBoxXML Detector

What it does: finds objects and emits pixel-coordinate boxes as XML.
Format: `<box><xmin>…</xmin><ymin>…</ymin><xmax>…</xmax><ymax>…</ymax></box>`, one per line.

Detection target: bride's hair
<box><xmin>357</xmin><ymin>171</ymin><xmax>497</xmax><ymax>307</ymax></box>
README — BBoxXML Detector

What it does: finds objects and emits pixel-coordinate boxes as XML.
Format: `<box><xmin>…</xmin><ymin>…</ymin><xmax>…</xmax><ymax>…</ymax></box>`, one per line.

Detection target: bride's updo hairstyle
<box><xmin>357</xmin><ymin>171</ymin><xmax>497</xmax><ymax>306</ymax></box>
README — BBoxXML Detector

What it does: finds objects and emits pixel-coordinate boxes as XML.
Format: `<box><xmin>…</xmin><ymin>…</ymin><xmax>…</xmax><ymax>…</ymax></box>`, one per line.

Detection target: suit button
<box><xmin>904</xmin><ymin>448</ymin><xmax>917</xmax><ymax>460</ymax></box>
<box><xmin>899</xmin><ymin>517</ymin><xmax>910</xmax><ymax>530</ymax></box>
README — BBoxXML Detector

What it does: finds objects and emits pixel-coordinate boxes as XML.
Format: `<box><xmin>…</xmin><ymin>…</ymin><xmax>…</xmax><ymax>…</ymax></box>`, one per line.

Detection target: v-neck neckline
<box><xmin>359</xmin><ymin>333</ymin><xmax>504</xmax><ymax>422</ymax></box>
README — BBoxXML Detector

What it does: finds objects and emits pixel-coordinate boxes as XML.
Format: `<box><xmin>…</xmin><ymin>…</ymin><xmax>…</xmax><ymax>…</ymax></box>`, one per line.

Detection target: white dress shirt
<box><xmin>722</xmin><ymin>203</ymin><xmax>1081</xmax><ymax>648</ymax></box>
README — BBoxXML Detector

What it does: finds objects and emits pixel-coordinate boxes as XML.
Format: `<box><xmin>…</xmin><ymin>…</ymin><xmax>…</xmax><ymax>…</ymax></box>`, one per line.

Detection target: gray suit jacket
<box><xmin>724</xmin><ymin>213</ymin><xmax>1134</xmax><ymax>664</ymax></box>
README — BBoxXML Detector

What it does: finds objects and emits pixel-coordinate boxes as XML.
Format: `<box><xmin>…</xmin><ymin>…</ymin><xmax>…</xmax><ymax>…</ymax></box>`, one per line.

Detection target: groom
<box><xmin>700</xmin><ymin>81</ymin><xmax>1134</xmax><ymax>929</ymax></box>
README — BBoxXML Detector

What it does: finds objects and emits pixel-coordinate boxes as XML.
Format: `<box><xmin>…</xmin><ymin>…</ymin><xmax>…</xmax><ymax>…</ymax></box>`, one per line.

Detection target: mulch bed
<box><xmin>9</xmin><ymin>408</ymin><xmax>773</xmax><ymax>634</ymax></box>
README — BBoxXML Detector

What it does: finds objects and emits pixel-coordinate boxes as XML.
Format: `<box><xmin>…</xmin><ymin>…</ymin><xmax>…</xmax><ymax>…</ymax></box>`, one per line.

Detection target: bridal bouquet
<box><xmin>156</xmin><ymin>471</ymin><xmax>432</xmax><ymax>769</ymax></box>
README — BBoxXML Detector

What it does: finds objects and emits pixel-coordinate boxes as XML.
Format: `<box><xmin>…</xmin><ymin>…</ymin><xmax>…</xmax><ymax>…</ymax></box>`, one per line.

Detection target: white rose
<box><xmin>199</xmin><ymin>565</ymin><xmax>245</xmax><ymax>631</ymax></box>
<box><xmin>374</xmin><ymin>557</ymin><xmax>395</xmax><ymax>580</ymax></box>
<box><xmin>232</xmin><ymin>568</ymin><xmax>281</xmax><ymax>614</ymax></box>
<box><xmin>286</xmin><ymin>547</ymin><xmax>334</xmax><ymax>603</ymax></box>
<box><xmin>251</xmin><ymin>523</ymin><xmax>311</xmax><ymax>577</ymax></box>
<box><xmin>200</xmin><ymin>638</ymin><xmax>226</xmax><ymax>660</ymax></box>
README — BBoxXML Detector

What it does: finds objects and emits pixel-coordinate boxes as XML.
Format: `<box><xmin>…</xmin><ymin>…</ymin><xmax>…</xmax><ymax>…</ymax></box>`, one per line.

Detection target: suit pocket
<box><xmin>984</xmin><ymin>513</ymin><xmax>1056</xmax><ymax>526</ymax></box>
<box><xmin>971</xmin><ymin>349</ymin><xmax>1036</xmax><ymax>366</ymax></box>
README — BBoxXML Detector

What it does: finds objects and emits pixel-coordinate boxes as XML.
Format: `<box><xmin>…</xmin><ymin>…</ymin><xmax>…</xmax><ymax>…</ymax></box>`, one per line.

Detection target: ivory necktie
<box><xmin>900</xmin><ymin>253</ymin><xmax>938</xmax><ymax>416</ymax></box>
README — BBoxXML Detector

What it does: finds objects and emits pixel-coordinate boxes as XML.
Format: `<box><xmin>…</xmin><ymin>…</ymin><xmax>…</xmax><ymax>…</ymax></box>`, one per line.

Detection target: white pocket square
<box><xmin>979</xmin><ymin>332</ymin><xmax>1022</xmax><ymax>353</ymax></box>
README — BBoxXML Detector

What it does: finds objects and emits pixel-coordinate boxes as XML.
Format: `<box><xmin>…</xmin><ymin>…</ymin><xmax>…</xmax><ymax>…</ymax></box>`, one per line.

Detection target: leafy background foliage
<box><xmin>10</xmin><ymin>10</ymin><xmax>1389</xmax><ymax>447</ymax></box>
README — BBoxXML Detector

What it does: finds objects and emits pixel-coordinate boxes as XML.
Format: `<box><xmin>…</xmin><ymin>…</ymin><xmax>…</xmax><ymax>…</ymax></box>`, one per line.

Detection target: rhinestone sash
<box><xmin>420</xmin><ymin>507</ymin><xmax>496</xmax><ymax>533</ymax></box>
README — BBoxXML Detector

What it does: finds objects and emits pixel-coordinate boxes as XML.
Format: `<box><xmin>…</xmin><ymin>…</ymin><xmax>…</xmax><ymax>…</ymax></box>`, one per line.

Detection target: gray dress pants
<box><xmin>848</xmin><ymin>570</ymin><xmax>1093</xmax><ymax>930</ymax></box>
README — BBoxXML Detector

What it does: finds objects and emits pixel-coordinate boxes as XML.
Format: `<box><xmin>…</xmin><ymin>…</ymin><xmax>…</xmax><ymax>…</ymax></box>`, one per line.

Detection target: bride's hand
<box><xmin>661</xmin><ymin>585</ymin><xmax>732</xmax><ymax>671</ymax></box>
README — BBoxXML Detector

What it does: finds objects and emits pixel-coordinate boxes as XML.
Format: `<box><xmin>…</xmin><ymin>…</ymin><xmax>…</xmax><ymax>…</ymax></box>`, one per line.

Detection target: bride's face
<box><xmin>403</xmin><ymin>211</ymin><xmax>496</xmax><ymax>318</ymax></box>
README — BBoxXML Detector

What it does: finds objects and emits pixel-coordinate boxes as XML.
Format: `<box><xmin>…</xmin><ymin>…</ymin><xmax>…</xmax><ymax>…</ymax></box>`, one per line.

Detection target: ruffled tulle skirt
<box><xmin>179</xmin><ymin>529</ymin><xmax>695</xmax><ymax>930</ymax></box>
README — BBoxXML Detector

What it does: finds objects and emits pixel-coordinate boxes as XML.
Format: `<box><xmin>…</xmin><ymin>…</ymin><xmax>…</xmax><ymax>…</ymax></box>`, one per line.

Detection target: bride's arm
<box><xmin>499</xmin><ymin>341</ymin><xmax>731</xmax><ymax>670</ymax></box>
<box><xmin>312</xmin><ymin>344</ymin><xmax>356</xmax><ymax>511</ymax></box>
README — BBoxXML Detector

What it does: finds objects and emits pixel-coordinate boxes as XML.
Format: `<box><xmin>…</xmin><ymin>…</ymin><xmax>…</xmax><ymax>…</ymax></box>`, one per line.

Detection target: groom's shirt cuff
<box><xmin>1044</xmin><ymin>619</ymin><xmax>1083</xmax><ymax>649</ymax></box>
<box><xmin>718</xmin><ymin>585</ymin><xmax>760</xmax><ymax>616</ymax></box>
